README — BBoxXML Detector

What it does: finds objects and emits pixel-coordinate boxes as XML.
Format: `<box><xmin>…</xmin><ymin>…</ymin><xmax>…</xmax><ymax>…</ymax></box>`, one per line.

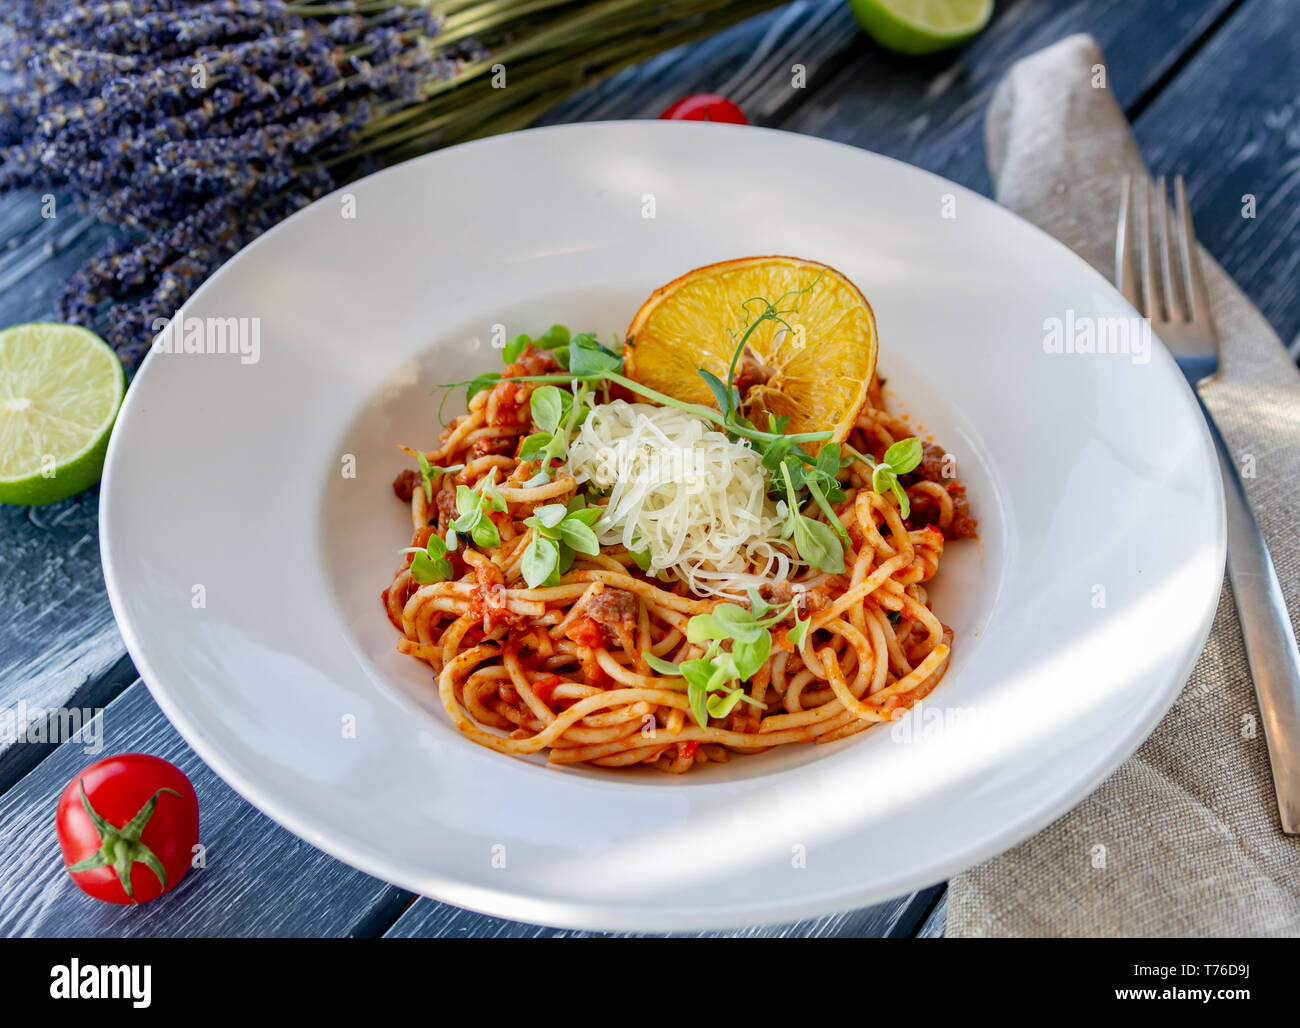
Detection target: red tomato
<box><xmin>565</xmin><ymin>616</ymin><xmax>604</xmax><ymax>650</ymax></box>
<box><xmin>532</xmin><ymin>675</ymin><xmax>564</xmax><ymax>705</ymax></box>
<box><xmin>56</xmin><ymin>754</ymin><xmax>199</xmax><ymax>905</ymax></box>
<box><xmin>658</xmin><ymin>93</ymin><xmax>747</xmax><ymax>124</ymax></box>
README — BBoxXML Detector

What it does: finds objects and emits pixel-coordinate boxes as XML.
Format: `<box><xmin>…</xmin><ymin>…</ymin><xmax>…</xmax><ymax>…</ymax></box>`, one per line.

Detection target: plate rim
<box><xmin>99</xmin><ymin>120</ymin><xmax>1227</xmax><ymax>931</ymax></box>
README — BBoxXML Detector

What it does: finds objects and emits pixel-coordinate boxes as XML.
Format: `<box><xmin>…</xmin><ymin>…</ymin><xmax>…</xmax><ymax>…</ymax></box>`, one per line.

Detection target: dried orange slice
<box><xmin>623</xmin><ymin>256</ymin><xmax>877</xmax><ymax>444</ymax></box>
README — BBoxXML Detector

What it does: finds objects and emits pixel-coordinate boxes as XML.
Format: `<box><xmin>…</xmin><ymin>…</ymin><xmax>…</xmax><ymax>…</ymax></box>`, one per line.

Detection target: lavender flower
<box><xmin>3</xmin><ymin>1</ymin><xmax>472</xmax><ymax>368</ymax></box>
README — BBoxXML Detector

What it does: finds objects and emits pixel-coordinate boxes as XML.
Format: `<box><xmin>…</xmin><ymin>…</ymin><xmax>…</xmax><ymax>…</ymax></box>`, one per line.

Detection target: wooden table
<box><xmin>2</xmin><ymin>0</ymin><xmax>1297</xmax><ymax>938</ymax></box>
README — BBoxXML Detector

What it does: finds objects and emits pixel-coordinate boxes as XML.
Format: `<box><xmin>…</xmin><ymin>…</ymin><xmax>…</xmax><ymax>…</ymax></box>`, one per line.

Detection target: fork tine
<box><xmin>1138</xmin><ymin>177</ymin><xmax>1158</xmax><ymax>320</ymax></box>
<box><xmin>1154</xmin><ymin>175</ymin><xmax>1181</xmax><ymax>320</ymax></box>
<box><xmin>1175</xmin><ymin>175</ymin><xmax>1214</xmax><ymax>329</ymax></box>
<box><xmin>1116</xmin><ymin>175</ymin><xmax>1141</xmax><ymax>308</ymax></box>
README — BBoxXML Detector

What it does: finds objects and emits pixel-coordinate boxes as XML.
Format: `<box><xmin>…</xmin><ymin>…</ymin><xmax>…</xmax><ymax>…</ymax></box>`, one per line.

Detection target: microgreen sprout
<box><xmin>517</xmin><ymin>381</ymin><xmax>592</xmax><ymax>482</ymax></box>
<box><xmin>414</xmin><ymin>451</ymin><xmax>463</xmax><ymax>503</ymax></box>
<box><xmin>642</xmin><ymin>592</ymin><xmax>812</xmax><ymax>727</ymax></box>
<box><xmin>520</xmin><ymin>495</ymin><xmax>603</xmax><ymax>587</ymax></box>
<box><xmin>437</xmin><ymin>317</ymin><xmax>832</xmax><ymax>452</ymax></box>
<box><xmin>401</xmin><ymin>532</ymin><xmax>454</xmax><ymax>584</ymax></box>
<box><xmin>450</xmin><ymin>471</ymin><xmax>508</xmax><ymax>549</ymax></box>
<box><xmin>848</xmin><ymin>438</ymin><xmax>923</xmax><ymax>518</ymax></box>
<box><xmin>778</xmin><ymin>459</ymin><xmax>845</xmax><ymax>574</ymax></box>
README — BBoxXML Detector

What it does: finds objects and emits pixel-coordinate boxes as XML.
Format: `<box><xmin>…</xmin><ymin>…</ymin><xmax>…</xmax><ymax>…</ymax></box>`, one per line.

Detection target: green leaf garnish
<box><xmin>530</xmin><ymin>385</ymin><xmax>565</xmax><ymax>434</ymax></box>
<box><xmin>643</xmin><ymin>651</ymin><xmax>681</xmax><ymax>675</ymax></box>
<box><xmin>521</xmin><ymin>535</ymin><xmax>559</xmax><ymax>588</ymax></box>
<box><xmin>518</xmin><ymin>432</ymin><xmax>552</xmax><ymax>461</ymax></box>
<box><xmin>567</xmin><ymin>332</ymin><xmax>622</xmax><ymax>377</ymax></box>
<box><xmin>669</xmin><ymin>592</ymin><xmax>807</xmax><ymax>727</ymax></box>
<box><xmin>502</xmin><ymin>333</ymin><xmax>532</xmax><ymax>364</ymax></box>
<box><xmin>558</xmin><ymin>517</ymin><xmax>600</xmax><ymax>556</ymax></box>
<box><xmin>537</xmin><ymin>324</ymin><xmax>571</xmax><ymax>349</ymax></box>
<box><xmin>778</xmin><ymin>460</ymin><xmax>846</xmax><ymax>573</ymax></box>
<box><xmin>852</xmin><ymin>436</ymin><xmax>923</xmax><ymax>519</ymax></box>
<box><xmin>409</xmin><ymin>531</ymin><xmax>454</xmax><ymax>584</ymax></box>
<box><xmin>698</xmin><ymin>367</ymin><xmax>738</xmax><ymax>419</ymax></box>
<box><xmin>414</xmin><ymin>452</ymin><xmax>462</xmax><ymax>503</ymax></box>
<box><xmin>467</xmin><ymin>371</ymin><xmax>501</xmax><ymax>404</ymax></box>
<box><xmin>706</xmin><ymin>688</ymin><xmax>745</xmax><ymax>719</ymax></box>
<box><xmin>520</xmin><ymin>498</ymin><xmax>606</xmax><ymax>587</ymax></box>
<box><xmin>451</xmin><ymin>474</ymin><xmax>507</xmax><ymax>550</ymax></box>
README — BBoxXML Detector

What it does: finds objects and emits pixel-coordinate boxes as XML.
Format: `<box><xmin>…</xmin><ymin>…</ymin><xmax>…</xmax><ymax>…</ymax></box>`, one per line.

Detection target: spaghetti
<box><xmin>383</xmin><ymin>345</ymin><xmax>976</xmax><ymax>773</ymax></box>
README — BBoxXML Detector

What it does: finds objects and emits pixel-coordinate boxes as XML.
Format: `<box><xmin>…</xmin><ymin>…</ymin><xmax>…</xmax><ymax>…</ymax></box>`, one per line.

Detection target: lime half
<box><xmin>848</xmin><ymin>0</ymin><xmax>993</xmax><ymax>55</ymax></box>
<box><xmin>0</xmin><ymin>323</ymin><xmax>125</xmax><ymax>505</ymax></box>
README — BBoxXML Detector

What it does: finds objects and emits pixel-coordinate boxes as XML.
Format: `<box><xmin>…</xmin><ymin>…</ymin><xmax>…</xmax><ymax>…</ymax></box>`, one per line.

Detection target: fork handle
<box><xmin>1199</xmin><ymin>393</ymin><xmax>1300</xmax><ymax>833</ymax></box>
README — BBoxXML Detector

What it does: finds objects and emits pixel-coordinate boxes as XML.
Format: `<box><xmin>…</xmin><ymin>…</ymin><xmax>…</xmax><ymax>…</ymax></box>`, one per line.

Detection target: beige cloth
<box><xmin>946</xmin><ymin>34</ymin><xmax>1300</xmax><ymax>937</ymax></box>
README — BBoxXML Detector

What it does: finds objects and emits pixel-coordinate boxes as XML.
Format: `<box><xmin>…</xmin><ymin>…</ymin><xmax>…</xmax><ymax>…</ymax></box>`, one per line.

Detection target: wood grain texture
<box><xmin>384</xmin><ymin>884</ymin><xmax>943</xmax><ymax>938</ymax></box>
<box><xmin>543</xmin><ymin>0</ymin><xmax>1242</xmax><ymax>197</ymax></box>
<box><xmin>775</xmin><ymin>0</ymin><xmax>1242</xmax><ymax>195</ymax></box>
<box><xmin>0</xmin><ymin>191</ymin><xmax>129</xmax><ymax>794</ymax></box>
<box><xmin>0</xmin><ymin>681</ymin><xmax>409</xmax><ymax>937</ymax></box>
<box><xmin>1134</xmin><ymin>0</ymin><xmax>1300</xmax><ymax>344</ymax></box>
<box><xmin>915</xmin><ymin>890</ymin><xmax>947</xmax><ymax>938</ymax></box>
<box><xmin>2</xmin><ymin>0</ymin><xmax>1296</xmax><ymax>938</ymax></box>
<box><xmin>0</xmin><ymin>495</ymin><xmax>125</xmax><ymax>794</ymax></box>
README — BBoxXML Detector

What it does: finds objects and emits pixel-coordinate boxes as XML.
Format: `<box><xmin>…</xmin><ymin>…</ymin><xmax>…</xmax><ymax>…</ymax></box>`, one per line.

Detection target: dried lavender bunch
<box><xmin>1</xmin><ymin>0</ymin><xmax>783</xmax><ymax>368</ymax></box>
<box><xmin>1</xmin><ymin>1</ymin><xmax>461</xmax><ymax>361</ymax></box>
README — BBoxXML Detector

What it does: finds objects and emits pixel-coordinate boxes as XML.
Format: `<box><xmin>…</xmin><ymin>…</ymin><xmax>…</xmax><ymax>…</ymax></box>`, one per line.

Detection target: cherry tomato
<box><xmin>56</xmin><ymin>753</ymin><xmax>199</xmax><ymax>905</ymax></box>
<box><xmin>658</xmin><ymin>94</ymin><xmax>747</xmax><ymax>124</ymax></box>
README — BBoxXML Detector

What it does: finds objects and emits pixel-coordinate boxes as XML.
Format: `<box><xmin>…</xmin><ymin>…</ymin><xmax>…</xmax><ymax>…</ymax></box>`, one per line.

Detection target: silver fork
<box><xmin>1117</xmin><ymin>174</ymin><xmax>1300</xmax><ymax>834</ymax></box>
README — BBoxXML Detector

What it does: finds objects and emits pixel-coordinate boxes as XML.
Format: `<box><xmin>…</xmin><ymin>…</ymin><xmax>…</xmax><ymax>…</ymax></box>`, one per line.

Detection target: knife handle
<box><xmin>1201</xmin><ymin>393</ymin><xmax>1300</xmax><ymax>833</ymax></box>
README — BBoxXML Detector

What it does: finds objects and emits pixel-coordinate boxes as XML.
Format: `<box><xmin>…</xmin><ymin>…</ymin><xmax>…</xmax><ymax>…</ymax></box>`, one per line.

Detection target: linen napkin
<box><xmin>946</xmin><ymin>34</ymin><xmax>1300</xmax><ymax>937</ymax></box>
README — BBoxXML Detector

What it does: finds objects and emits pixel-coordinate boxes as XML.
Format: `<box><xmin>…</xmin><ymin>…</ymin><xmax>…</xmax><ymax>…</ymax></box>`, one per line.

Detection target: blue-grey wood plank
<box><xmin>0</xmin><ymin>680</ymin><xmax>410</xmax><ymax>937</ymax></box>
<box><xmin>1134</xmin><ymin>0</ymin><xmax>1300</xmax><ymax>344</ymax></box>
<box><xmin>775</xmin><ymin>0</ymin><xmax>1241</xmax><ymax>194</ymax></box>
<box><xmin>915</xmin><ymin>890</ymin><xmax>947</xmax><ymax>938</ymax></box>
<box><xmin>0</xmin><ymin>195</ymin><xmax>127</xmax><ymax>796</ymax></box>
<box><xmin>384</xmin><ymin>884</ymin><xmax>942</xmax><ymax>937</ymax></box>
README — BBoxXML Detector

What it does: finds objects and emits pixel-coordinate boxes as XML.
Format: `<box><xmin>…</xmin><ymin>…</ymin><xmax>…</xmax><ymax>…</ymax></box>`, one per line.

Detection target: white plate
<box><xmin>100</xmin><ymin>122</ymin><xmax>1224</xmax><ymax>931</ymax></box>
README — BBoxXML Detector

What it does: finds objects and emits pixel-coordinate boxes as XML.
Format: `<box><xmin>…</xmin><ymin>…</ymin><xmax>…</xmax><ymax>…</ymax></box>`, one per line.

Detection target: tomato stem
<box><xmin>66</xmin><ymin>781</ymin><xmax>179</xmax><ymax>903</ymax></box>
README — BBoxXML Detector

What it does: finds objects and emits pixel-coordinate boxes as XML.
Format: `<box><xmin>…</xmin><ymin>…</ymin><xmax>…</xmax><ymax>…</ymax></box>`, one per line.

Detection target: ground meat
<box><xmin>758</xmin><ymin>580</ymin><xmax>794</xmax><ymax>606</ymax></box>
<box><xmin>902</xmin><ymin>442</ymin><xmax>979</xmax><ymax>539</ymax></box>
<box><xmin>948</xmin><ymin>486</ymin><xmax>978</xmax><ymax>538</ymax></box>
<box><xmin>758</xmin><ymin>580</ymin><xmax>829</xmax><ymax>619</ymax></box>
<box><xmin>798</xmin><ymin>588</ymin><xmax>830</xmax><ymax>618</ymax></box>
<box><xmin>470</xmin><ymin>434</ymin><xmax>514</xmax><ymax>458</ymax></box>
<box><xmin>909</xmin><ymin>442</ymin><xmax>951</xmax><ymax>483</ymax></box>
<box><xmin>473</xmin><ymin>560</ymin><xmax>505</xmax><ymax>592</ymax></box>
<box><xmin>469</xmin><ymin>560</ymin><xmax>525</xmax><ymax>633</ymax></box>
<box><xmin>434</xmin><ymin>482</ymin><xmax>458</xmax><ymax>528</ymax></box>
<box><xmin>392</xmin><ymin>468</ymin><xmax>420</xmax><ymax>502</ymax></box>
<box><xmin>586</xmin><ymin>588</ymin><xmax>638</xmax><ymax>642</ymax></box>
<box><xmin>509</xmin><ymin>345</ymin><xmax>560</xmax><ymax>378</ymax></box>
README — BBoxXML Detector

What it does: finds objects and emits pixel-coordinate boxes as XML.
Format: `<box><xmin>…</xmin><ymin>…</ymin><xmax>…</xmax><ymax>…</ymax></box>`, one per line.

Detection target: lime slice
<box><xmin>0</xmin><ymin>322</ymin><xmax>125</xmax><ymax>506</ymax></box>
<box><xmin>848</xmin><ymin>0</ymin><xmax>993</xmax><ymax>55</ymax></box>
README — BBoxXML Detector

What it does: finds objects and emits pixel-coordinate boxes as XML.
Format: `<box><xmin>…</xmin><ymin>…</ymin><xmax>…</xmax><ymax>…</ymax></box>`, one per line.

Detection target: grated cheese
<box><xmin>568</xmin><ymin>400</ymin><xmax>800</xmax><ymax>598</ymax></box>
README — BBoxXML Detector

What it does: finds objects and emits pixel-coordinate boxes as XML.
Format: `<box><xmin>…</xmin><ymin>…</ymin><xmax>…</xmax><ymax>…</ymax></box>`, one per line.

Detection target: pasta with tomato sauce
<box><xmin>383</xmin><ymin>352</ymin><xmax>975</xmax><ymax>773</ymax></box>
